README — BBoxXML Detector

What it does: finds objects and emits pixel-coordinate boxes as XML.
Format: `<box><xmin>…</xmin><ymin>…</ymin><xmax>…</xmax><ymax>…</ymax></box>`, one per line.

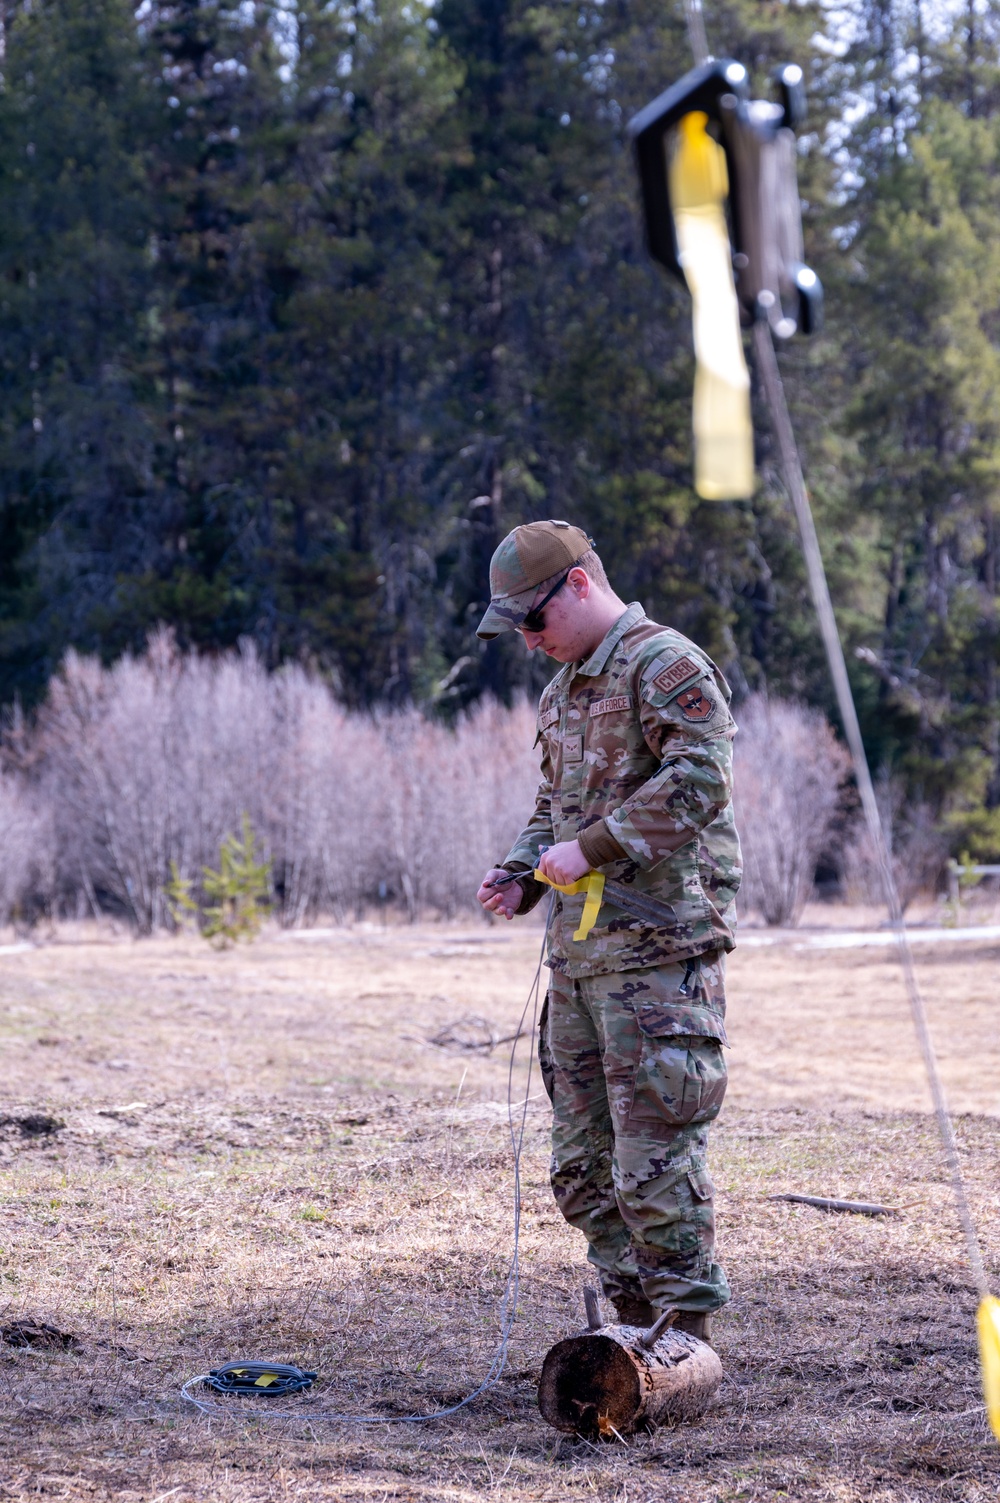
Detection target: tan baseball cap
<box><xmin>476</xmin><ymin>520</ymin><xmax>593</xmax><ymax>639</ymax></box>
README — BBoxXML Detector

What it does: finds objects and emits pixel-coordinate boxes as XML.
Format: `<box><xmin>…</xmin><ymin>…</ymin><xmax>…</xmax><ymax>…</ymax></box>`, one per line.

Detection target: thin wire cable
<box><xmin>181</xmin><ymin>901</ymin><xmax>553</xmax><ymax>1424</ymax></box>
<box><xmin>753</xmin><ymin>318</ymin><xmax>989</xmax><ymax>1298</ymax></box>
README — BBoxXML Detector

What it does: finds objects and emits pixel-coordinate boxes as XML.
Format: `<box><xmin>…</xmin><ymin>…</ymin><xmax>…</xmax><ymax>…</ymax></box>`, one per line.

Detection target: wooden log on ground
<box><xmin>538</xmin><ymin>1323</ymin><xmax>723</xmax><ymax>1439</ymax></box>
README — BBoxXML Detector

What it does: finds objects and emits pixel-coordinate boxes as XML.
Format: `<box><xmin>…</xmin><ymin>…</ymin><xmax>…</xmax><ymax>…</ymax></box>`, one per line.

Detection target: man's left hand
<box><xmin>537</xmin><ymin>839</ymin><xmax>590</xmax><ymax>886</ymax></box>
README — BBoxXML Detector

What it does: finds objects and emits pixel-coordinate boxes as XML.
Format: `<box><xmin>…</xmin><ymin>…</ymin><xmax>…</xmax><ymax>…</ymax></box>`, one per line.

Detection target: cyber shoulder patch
<box><xmin>651</xmin><ymin>655</ymin><xmax>700</xmax><ymax>697</ymax></box>
<box><xmin>675</xmin><ymin>683</ymin><xmax>717</xmax><ymax>722</ymax></box>
<box><xmin>589</xmin><ymin>694</ymin><xmax>632</xmax><ymax>718</ymax></box>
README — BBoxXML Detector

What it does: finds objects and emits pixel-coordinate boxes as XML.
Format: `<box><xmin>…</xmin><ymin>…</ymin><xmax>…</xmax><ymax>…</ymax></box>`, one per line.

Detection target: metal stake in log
<box><xmin>640</xmin><ymin>1308</ymin><xmax>678</xmax><ymax>1348</ymax></box>
<box><xmin>538</xmin><ymin>1312</ymin><xmax>723</xmax><ymax>1439</ymax></box>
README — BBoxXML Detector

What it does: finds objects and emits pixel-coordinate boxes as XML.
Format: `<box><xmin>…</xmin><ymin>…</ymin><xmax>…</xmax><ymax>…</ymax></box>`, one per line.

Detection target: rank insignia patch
<box><xmin>563</xmin><ymin>732</ymin><xmax>584</xmax><ymax>763</ymax></box>
<box><xmin>675</xmin><ymin>684</ymin><xmax>715</xmax><ymax>722</ymax></box>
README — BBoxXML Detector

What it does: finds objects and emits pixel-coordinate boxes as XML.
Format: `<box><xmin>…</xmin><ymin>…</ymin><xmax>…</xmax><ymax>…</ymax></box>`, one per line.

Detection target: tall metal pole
<box><xmin>683</xmin><ymin>0</ymin><xmax>711</xmax><ymax>66</ymax></box>
<box><xmin>752</xmin><ymin>319</ymin><xmax>988</xmax><ymax>1298</ymax></box>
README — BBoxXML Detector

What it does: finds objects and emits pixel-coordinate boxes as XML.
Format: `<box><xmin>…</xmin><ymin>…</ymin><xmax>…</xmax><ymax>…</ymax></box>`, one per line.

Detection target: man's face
<box><xmin>518</xmin><ymin>567</ymin><xmax>593</xmax><ymax>661</ymax></box>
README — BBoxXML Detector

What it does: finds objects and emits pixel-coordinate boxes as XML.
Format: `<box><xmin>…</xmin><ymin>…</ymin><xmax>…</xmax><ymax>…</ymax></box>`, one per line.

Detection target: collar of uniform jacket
<box><xmin>576</xmin><ymin>601</ymin><xmax>648</xmax><ymax>676</ymax></box>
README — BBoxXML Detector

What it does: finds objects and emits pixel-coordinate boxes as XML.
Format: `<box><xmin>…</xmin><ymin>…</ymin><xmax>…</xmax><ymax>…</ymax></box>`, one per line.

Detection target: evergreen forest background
<box><xmin>3</xmin><ymin>0</ymin><xmax>1000</xmax><ymax>856</ymax></box>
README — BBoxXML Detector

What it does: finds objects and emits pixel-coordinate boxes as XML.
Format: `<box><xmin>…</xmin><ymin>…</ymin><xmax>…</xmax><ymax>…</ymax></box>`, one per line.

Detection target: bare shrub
<box><xmin>0</xmin><ymin>770</ymin><xmax>55</xmax><ymax>927</ymax></box>
<box><xmin>378</xmin><ymin>706</ymin><xmax>449</xmax><ymax>920</ymax></box>
<box><xmin>841</xmin><ymin>772</ymin><xmax>948</xmax><ymax>911</ymax></box>
<box><xmin>2</xmin><ymin>650</ymin><xmax>879</xmax><ymax>935</ymax></box>
<box><xmin>441</xmin><ymin>697</ymin><xmax>542</xmax><ymax>916</ymax></box>
<box><xmin>735</xmin><ymin>694</ymin><xmax>850</xmax><ymax>926</ymax></box>
<box><xmin>370</xmin><ymin>697</ymin><xmax>541</xmax><ymax>920</ymax></box>
<box><xmin>16</xmin><ymin>633</ymin><xmax>542</xmax><ymax>931</ymax></box>
<box><xmin>37</xmin><ymin>644</ymin><xmax>177</xmax><ymax>933</ymax></box>
<box><xmin>36</xmin><ymin>634</ymin><xmax>281</xmax><ymax>933</ymax></box>
<box><xmin>266</xmin><ymin>670</ymin><xmax>386</xmax><ymax>924</ymax></box>
<box><xmin>35</xmin><ymin>635</ymin><xmax>356</xmax><ymax>931</ymax></box>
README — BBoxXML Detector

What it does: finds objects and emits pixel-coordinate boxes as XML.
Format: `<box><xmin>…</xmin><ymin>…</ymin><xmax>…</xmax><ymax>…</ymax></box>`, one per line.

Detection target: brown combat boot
<box><xmin>610</xmin><ymin>1293</ymin><xmax>656</xmax><ymax>1327</ymax></box>
<box><xmin>671</xmin><ymin>1309</ymin><xmax>713</xmax><ymax>1344</ymax></box>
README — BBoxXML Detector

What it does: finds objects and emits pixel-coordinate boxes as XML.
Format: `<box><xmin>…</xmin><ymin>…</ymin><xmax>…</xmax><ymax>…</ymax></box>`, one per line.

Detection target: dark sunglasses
<box><xmin>522</xmin><ymin>571</ymin><xmax>571</xmax><ymax>633</ymax></box>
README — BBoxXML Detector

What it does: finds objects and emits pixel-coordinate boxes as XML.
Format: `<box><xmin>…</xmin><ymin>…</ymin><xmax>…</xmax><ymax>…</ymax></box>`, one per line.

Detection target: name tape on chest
<box><xmin>650</xmin><ymin>655</ymin><xmax>701</xmax><ymax>698</ymax></box>
<box><xmin>539</xmin><ymin>705</ymin><xmax>560</xmax><ymax>732</ymax></box>
<box><xmin>589</xmin><ymin>694</ymin><xmax>632</xmax><ymax>718</ymax></box>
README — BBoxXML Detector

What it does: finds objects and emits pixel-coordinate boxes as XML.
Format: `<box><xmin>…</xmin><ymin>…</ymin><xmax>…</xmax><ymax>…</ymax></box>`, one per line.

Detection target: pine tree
<box><xmin>0</xmin><ymin>0</ymin><xmax>153</xmax><ymax>703</ymax></box>
<box><xmin>120</xmin><ymin>0</ymin><xmax>291</xmax><ymax>657</ymax></box>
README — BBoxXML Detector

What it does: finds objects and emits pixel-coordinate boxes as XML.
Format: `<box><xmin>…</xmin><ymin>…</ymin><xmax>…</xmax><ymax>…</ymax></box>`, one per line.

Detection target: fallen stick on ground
<box><xmin>403</xmin><ymin>1015</ymin><xmax>531</xmax><ymax>1054</ymax></box>
<box><xmin>767</xmin><ymin>1193</ymin><xmax>900</xmax><ymax>1217</ymax></box>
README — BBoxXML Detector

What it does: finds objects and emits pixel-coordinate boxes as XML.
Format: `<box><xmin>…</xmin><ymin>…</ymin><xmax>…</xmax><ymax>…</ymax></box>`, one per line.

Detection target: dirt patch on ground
<box><xmin>1</xmin><ymin>916</ymin><xmax>998</xmax><ymax>1500</ymax></box>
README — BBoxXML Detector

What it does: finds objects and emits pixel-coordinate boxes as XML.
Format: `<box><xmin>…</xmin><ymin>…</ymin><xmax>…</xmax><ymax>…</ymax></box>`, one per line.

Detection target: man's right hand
<box><xmin>477</xmin><ymin>868</ymin><xmax>523</xmax><ymax>920</ymax></box>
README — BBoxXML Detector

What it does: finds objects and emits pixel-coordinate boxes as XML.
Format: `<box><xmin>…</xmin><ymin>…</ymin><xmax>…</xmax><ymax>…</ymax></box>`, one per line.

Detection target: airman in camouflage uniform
<box><xmin>476</xmin><ymin>520</ymin><xmax>740</xmax><ymax>1336</ymax></box>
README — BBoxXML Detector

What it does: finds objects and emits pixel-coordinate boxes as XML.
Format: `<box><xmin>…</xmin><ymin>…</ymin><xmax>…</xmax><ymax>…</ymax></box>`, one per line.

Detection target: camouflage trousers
<box><xmin>538</xmin><ymin>957</ymin><xmax>730</xmax><ymax>1313</ymax></box>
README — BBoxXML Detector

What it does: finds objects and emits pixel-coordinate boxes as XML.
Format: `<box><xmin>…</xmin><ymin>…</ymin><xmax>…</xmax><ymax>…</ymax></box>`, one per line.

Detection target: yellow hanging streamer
<box><xmin>978</xmin><ymin>1296</ymin><xmax>1000</xmax><ymax>1439</ymax></box>
<box><xmin>668</xmin><ymin>112</ymin><xmax>754</xmax><ymax>500</ymax></box>
<box><xmin>531</xmin><ymin>869</ymin><xmax>606</xmax><ymax>942</ymax></box>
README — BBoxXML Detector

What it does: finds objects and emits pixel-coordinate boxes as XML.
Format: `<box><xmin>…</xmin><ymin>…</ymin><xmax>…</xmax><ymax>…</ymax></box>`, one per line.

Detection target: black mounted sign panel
<box><xmin>629</xmin><ymin>58</ymin><xmax>750</xmax><ymax>284</ymax></box>
<box><xmin>628</xmin><ymin>58</ymin><xmax>822</xmax><ymax>339</ymax></box>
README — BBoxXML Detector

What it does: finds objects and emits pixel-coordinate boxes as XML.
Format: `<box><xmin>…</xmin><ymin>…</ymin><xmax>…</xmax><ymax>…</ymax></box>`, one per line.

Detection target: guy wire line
<box><xmin>181</xmin><ymin>901</ymin><xmax>552</xmax><ymax>1424</ymax></box>
<box><xmin>680</xmin><ymin>0</ymin><xmax>988</xmax><ymax>1305</ymax></box>
<box><xmin>751</xmin><ymin>320</ymin><xmax>989</xmax><ymax>1301</ymax></box>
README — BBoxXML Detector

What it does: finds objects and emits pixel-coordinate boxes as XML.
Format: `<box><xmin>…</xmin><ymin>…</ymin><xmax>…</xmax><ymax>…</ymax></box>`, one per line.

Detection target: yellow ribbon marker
<box><xmin>978</xmin><ymin>1296</ymin><xmax>1000</xmax><ymax>1439</ymax></box>
<box><xmin>532</xmin><ymin>869</ymin><xmax>606</xmax><ymax>942</ymax></box>
<box><xmin>668</xmin><ymin>111</ymin><xmax>754</xmax><ymax>501</ymax></box>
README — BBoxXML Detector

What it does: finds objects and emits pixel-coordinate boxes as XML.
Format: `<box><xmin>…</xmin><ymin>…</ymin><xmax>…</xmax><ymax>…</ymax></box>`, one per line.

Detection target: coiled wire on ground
<box><xmin>203</xmin><ymin>1362</ymin><xmax>317</xmax><ymax>1396</ymax></box>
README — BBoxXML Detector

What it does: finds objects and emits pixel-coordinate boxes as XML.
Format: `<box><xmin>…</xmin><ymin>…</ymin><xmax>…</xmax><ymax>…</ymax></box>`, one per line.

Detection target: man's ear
<box><xmin>568</xmin><ymin>566</ymin><xmax>591</xmax><ymax>599</ymax></box>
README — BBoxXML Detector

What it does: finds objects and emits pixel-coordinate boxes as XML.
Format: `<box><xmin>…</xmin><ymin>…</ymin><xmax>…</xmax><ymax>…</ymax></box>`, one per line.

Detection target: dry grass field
<box><xmin>2</xmin><ymin>907</ymin><xmax>1000</xmax><ymax>1501</ymax></box>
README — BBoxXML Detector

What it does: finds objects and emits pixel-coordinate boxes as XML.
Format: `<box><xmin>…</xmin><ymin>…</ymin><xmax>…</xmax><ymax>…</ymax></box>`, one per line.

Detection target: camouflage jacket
<box><xmin>503</xmin><ymin>602</ymin><xmax>741</xmax><ymax>983</ymax></box>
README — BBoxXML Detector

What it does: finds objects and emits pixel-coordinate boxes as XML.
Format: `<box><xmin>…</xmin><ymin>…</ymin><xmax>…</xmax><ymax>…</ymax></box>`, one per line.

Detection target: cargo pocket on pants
<box><xmin>688</xmin><ymin>1165</ymin><xmax>714</xmax><ymax>1203</ymax></box>
<box><xmin>627</xmin><ymin>1030</ymin><xmax>728</xmax><ymax>1131</ymax></box>
<box><xmin>538</xmin><ymin>994</ymin><xmax>555</xmax><ymax>1104</ymax></box>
